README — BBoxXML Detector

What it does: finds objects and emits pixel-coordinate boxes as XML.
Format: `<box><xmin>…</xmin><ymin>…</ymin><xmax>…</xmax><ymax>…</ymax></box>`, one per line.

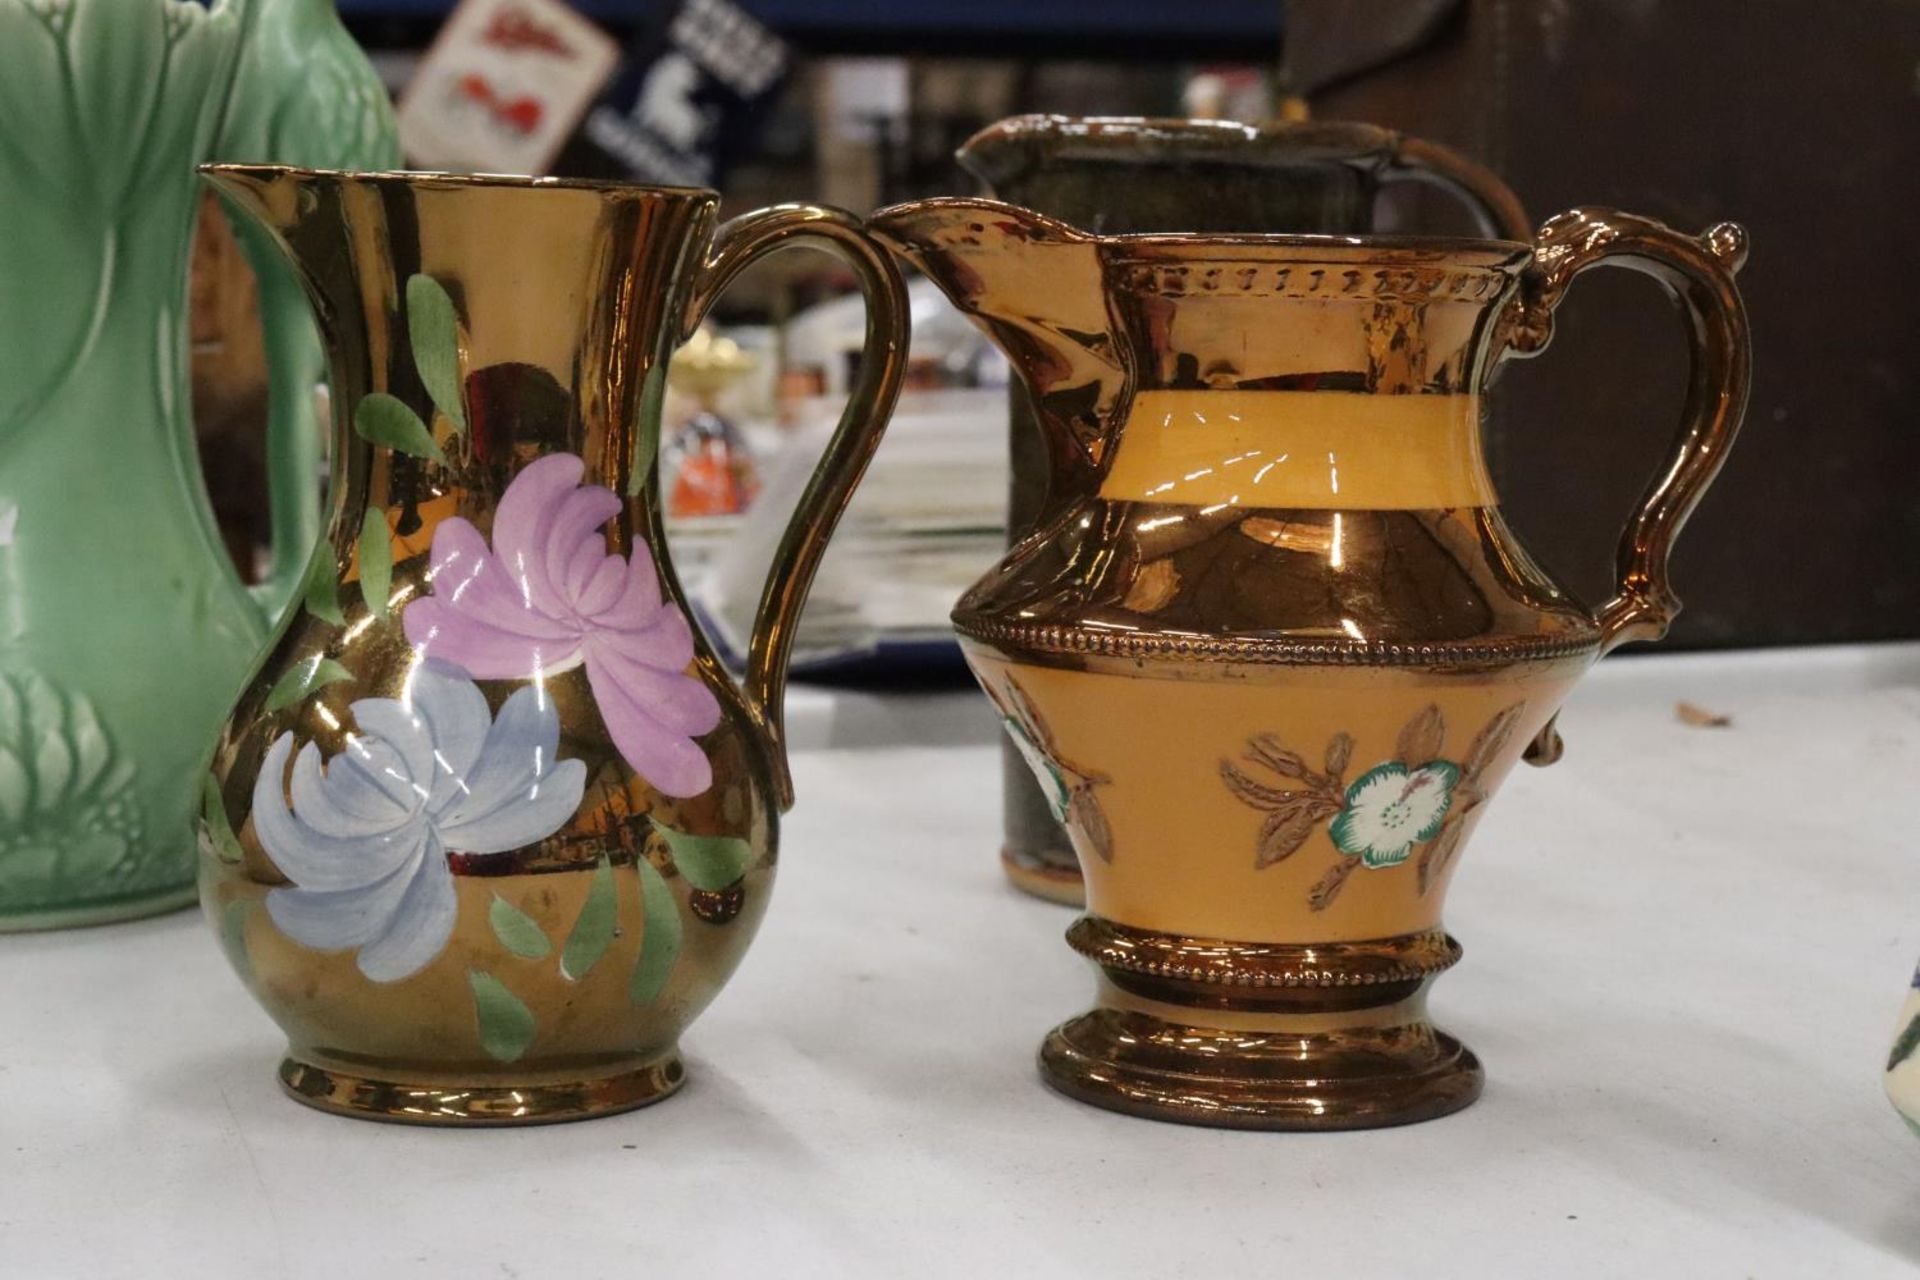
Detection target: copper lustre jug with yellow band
<box><xmin>954</xmin><ymin>115</ymin><xmax>1531</xmax><ymax>907</ymax></box>
<box><xmin>200</xmin><ymin>166</ymin><xmax>907</xmax><ymax>1125</ymax></box>
<box><xmin>872</xmin><ymin>200</ymin><xmax>1750</xmax><ymax>1129</ymax></box>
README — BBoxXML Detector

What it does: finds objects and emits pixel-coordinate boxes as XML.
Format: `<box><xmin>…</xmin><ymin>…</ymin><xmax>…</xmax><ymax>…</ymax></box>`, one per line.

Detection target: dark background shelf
<box><xmin>341</xmin><ymin>0</ymin><xmax>1284</xmax><ymax>59</ymax></box>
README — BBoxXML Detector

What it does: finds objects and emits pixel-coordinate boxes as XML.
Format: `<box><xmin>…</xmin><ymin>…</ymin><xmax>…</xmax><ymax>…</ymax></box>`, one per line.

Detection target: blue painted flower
<box><xmin>255</xmin><ymin>662</ymin><xmax>586</xmax><ymax>982</ymax></box>
<box><xmin>1329</xmin><ymin>761</ymin><xmax>1460</xmax><ymax>869</ymax></box>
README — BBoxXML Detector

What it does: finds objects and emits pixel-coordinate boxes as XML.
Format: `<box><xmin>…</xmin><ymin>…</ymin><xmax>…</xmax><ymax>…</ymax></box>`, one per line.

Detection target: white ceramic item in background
<box><xmin>1885</xmin><ymin>965</ymin><xmax>1920</xmax><ymax>1135</ymax></box>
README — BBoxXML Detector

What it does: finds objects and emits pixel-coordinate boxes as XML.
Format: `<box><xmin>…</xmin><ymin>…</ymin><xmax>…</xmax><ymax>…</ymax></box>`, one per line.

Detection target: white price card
<box><xmin>397</xmin><ymin>0</ymin><xmax>621</xmax><ymax>175</ymax></box>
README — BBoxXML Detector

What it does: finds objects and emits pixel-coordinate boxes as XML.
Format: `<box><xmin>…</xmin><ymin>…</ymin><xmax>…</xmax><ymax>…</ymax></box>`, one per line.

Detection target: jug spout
<box><xmin>870</xmin><ymin>198</ymin><xmax>1122</xmax><ymax>509</ymax></box>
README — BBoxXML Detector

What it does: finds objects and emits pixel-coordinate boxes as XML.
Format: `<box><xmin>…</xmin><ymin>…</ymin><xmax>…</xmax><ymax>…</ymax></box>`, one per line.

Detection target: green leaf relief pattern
<box><xmin>201</xmin><ymin>773</ymin><xmax>243</xmax><ymax>864</ymax></box>
<box><xmin>405</xmin><ymin>274</ymin><xmax>467</xmax><ymax>432</ymax></box>
<box><xmin>488</xmin><ymin>893</ymin><xmax>552</xmax><ymax>960</ymax></box>
<box><xmin>264</xmin><ymin>656</ymin><xmax>354</xmax><ymax>713</ymax></box>
<box><xmin>357</xmin><ymin>510</ymin><xmax>393</xmax><ymax>619</ymax></box>
<box><xmin>302</xmin><ymin>551</ymin><xmax>345</xmax><ymax>626</ymax></box>
<box><xmin>560</xmin><ymin>856</ymin><xmax>619</xmax><ymax>981</ymax></box>
<box><xmin>469</xmin><ymin>970</ymin><xmax>538</xmax><ymax>1063</ymax></box>
<box><xmin>630</xmin><ymin>860</ymin><xmax>682</xmax><ymax>1005</ymax></box>
<box><xmin>654</xmin><ymin>821</ymin><xmax>753</xmax><ymax>891</ymax></box>
<box><xmin>0</xmin><ymin>671</ymin><xmax>147</xmax><ymax>908</ymax></box>
<box><xmin>353</xmin><ymin>392</ymin><xmax>445</xmax><ymax>462</ymax></box>
<box><xmin>1889</xmin><ymin>1013</ymin><xmax>1920</xmax><ymax>1073</ymax></box>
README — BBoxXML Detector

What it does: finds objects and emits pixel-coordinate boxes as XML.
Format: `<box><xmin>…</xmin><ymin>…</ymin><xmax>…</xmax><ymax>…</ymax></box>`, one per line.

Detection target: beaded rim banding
<box><xmin>957</xmin><ymin>616</ymin><xmax>1601</xmax><ymax>668</ymax></box>
<box><xmin>1067</xmin><ymin>916</ymin><xmax>1462</xmax><ymax>988</ymax></box>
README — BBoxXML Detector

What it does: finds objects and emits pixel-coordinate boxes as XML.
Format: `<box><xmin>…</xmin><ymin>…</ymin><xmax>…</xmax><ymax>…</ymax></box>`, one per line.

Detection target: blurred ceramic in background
<box><xmin>665</xmin><ymin>328</ymin><xmax>762</xmax><ymax>518</ymax></box>
<box><xmin>0</xmin><ymin>0</ymin><xmax>393</xmax><ymax>929</ymax></box>
<box><xmin>201</xmin><ymin>165</ymin><xmax>906</xmax><ymax>1124</ymax></box>
<box><xmin>217</xmin><ymin>0</ymin><xmax>404</xmax><ymax>607</ymax></box>
<box><xmin>1886</xmin><ymin>963</ymin><xmax>1920</xmax><ymax>1135</ymax></box>
<box><xmin>874</xmin><ymin>197</ymin><xmax>1750</xmax><ymax>1129</ymax></box>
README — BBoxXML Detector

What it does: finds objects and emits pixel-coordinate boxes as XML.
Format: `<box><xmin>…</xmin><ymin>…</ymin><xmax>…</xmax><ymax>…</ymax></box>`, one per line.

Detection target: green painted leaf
<box><xmin>353</xmin><ymin>392</ymin><xmax>445</xmax><ymax>462</ymax></box>
<box><xmin>264</xmin><ymin>656</ymin><xmax>355</xmax><ymax>713</ymax></box>
<box><xmin>202</xmin><ymin>773</ymin><xmax>243</xmax><ymax>864</ymax></box>
<box><xmin>489</xmin><ymin>893</ymin><xmax>551</xmax><ymax>960</ymax></box>
<box><xmin>303</xmin><ymin>552</ymin><xmax>345</xmax><ymax>625</ymax></box>
<box><xmin>560</xmin><ymin>856</ymin><xmax>618</xmax><ymax>980</ymax></box>
<box><xmin>220</xmin><ymin>900</ymin><xmax>255</xmax><ymax>984</ymax></box>
<box><xmin>1889</xmin><ymin>1013</ymin><xmax>1920</xmax><ymax>1073</ymax></box>
<box><xmin>654</xmin><ymin>821</ymin><xmax>752</xmax><ymax>891</ymax></box>
<box><xmin>358</xmin><ymin>510</ymin><xmax>393</xmax><ymax>620</ymax></box>
<box><xmin>630</xmin><ymin>860</ymin><xmax>682</xmax><ymax>1005</ymax></box>
<box><xmin>627</xmin><ymin>363</ymin><xmax>669</xmax><ymax>495</ymax></box>
<box><xmin>469</xmin><ymin>970</ymin><xmax>538</xmax><ymax>1063</ymax></box>
<box><xmin>406</xmin><ymin>274</ymin><xmax>467</xmax><ymax>432</ymax></box>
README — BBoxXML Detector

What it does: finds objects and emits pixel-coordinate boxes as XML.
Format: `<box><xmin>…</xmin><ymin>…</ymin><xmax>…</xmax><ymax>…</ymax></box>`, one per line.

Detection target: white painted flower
<box><xmin>256</xmin><ymin>662</ymin><xmax>586</xmax><ymax>982</ymax></box>
<box><xmin>1329</xmin><ymin>761</ymin><xmax>1459</xmax><ymax>869</ymax></box>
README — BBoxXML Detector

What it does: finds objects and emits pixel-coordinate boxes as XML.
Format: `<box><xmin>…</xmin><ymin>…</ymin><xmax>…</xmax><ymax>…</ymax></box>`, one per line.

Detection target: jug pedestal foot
<box><xmin>277</xmin><ymin>1050</ymin><xmax>686</xmax><ymax>1126</ymax></box>
<box><xmin>1000</xmin><ymin>845</ymin><xmax>1085</xmax><ymax>907</ymax></box>
<box><xmin>1041</xmin><ymin>918</ymin><xmax>1482</xmax><ymax>1131</ymax></box>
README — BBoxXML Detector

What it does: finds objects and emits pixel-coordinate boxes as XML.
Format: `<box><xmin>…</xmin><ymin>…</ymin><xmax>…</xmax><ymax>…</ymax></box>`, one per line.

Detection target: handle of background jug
<box><xmin>1380</xmin><ymin>134</ymin><xmax>1533</xmax><ymax>242</ymax></box>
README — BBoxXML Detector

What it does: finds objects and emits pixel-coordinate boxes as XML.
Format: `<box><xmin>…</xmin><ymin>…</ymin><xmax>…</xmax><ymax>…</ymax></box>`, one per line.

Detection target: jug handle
<box><xmin>681</xmin><ymin>205</ymin><xmax>911</xmax><ymax>810</ymax></box>
<box><xmin>1381</xmin><ymin>135</ymin><xmax>1533</xmax><ymax>242</ymax></box>
<box><xmin>1504</xmin><ymin>208</ymin><xmax>1751</xmax><ymax>761</ymax></box>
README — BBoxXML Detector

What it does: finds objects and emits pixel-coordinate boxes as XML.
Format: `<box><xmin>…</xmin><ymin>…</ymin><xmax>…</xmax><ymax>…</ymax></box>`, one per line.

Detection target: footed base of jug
<box><xmin>1040</xmin><ymin>1009</ymin><xmax>1481</xmax><ymax>1131</ymax></box>
<box><xmin>0</xmin><ymin>881</ymin><xmax>197</xmax><ymax>933</ymax></box>
<box><xmin>1001</xmin><ymin>844</ymin><xmax>1085</xmax><ymax>907</ymax></box>
<box><xmin>278</xmin><ymin>1049</ymin><xmax>686</xmax><ymax>1126</ymax></box>
<box><xmin>1042</xmin><ymin>917</ymin><xmax>1482</xmax><ymax>1130</ymax></box>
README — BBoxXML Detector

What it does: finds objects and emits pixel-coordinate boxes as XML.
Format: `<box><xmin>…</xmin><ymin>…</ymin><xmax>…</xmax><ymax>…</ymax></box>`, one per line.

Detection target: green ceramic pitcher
<box><xmin>0</xmin><ymin>0</ymin><xmax>398</xmax><ymax>929</ymax></box>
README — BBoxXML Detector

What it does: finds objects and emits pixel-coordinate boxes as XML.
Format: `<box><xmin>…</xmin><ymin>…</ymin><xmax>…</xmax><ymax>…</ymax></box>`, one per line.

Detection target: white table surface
<box><xmin>4</xmin><ymin>643</ymin><xmax>1919</xmax><ymax>1279</ymax></box>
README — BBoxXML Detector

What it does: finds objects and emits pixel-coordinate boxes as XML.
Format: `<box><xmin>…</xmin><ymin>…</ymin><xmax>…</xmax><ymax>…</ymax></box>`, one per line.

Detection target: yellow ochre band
<box><xmin>1099</xmin><ymin>390</ymin><xmax>1496</xmax><ymax>510</ymax></box>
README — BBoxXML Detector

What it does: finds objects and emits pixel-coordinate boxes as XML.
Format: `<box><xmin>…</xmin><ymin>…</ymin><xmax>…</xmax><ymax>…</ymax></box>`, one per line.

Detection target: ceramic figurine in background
<box><xmin>1887</xmin><ymin>963</ymin><xmax>1920</xmax><ymax>1135</ymax></box>
<box><xmin>0</xmin><ymin>0</ymin><xmax>351</xmax><ymax>928</ymax></box>
<box><xmin>201</xmin><ymin>166</ymin><xmax>907</xmax><ymax>1124</ymax></box>
<box><xmin>666</xmin><ymin>328</ymin><xmax>762</xmax><ymax>518</ymax></box>
<box><xmin>873</xmin><ymin>198</ymin><xmax>1750</xmax><ymax>1129</ymax></box>
<box><xmin>215</xmin><ymin>0</ymin><xmax>403</xmax><ymax>610</ymax></box>
<box><xmin>954</xmin><ymin>114</ymin><xmax>1532</xmax><ymax>907</ymax></box>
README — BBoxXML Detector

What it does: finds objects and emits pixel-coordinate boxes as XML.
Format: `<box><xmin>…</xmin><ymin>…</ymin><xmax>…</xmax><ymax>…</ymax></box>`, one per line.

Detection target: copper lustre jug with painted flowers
<box><xmin>200</xmin><ymin>165</ymin><xmax>906</xmax><ymax>1124</ymax></box>
<box><xmin>871</xmin><ymin>198</ymin><xmax>1751</xmax><ymax>1129</ymax></box>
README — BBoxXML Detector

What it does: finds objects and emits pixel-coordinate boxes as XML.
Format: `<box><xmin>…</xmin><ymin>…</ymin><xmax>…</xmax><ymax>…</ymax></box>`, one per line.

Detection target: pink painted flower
<box><xmin>402</xmin><ymin>453</ymin><xmax>721</xmax><ymax>797</ymax></box>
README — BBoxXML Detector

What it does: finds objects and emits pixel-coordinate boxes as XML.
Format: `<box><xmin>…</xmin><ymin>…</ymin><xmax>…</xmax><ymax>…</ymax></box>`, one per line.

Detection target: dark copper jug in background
<box><xmin>957</xmin><ymin>115</ymin><xmax>1531</xmax><ymax>904</ymax></box>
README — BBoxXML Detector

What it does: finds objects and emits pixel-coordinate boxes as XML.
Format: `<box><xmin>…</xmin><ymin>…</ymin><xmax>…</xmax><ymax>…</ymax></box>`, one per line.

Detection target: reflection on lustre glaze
<box><xmin>402</xmin><ymin>452</ymin><xmax>722</xmax><ymax>797</ymax></box>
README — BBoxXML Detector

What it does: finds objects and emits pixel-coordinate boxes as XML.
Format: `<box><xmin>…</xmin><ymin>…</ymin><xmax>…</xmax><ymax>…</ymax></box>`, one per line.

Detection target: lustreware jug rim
<box><xmin>960</xmin><ymin>112</ymin><xmax>1405</xmax><ymax>159</ymax></box>
<box><xmin>199</xmin><ymin>162</ymin><xmax>720</xmax><ymax>200</ymax></box>
<box><xmin>871</xmin><ymin>196</ymin><xmax>1532</xmax><ymax>261</ymax></box>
